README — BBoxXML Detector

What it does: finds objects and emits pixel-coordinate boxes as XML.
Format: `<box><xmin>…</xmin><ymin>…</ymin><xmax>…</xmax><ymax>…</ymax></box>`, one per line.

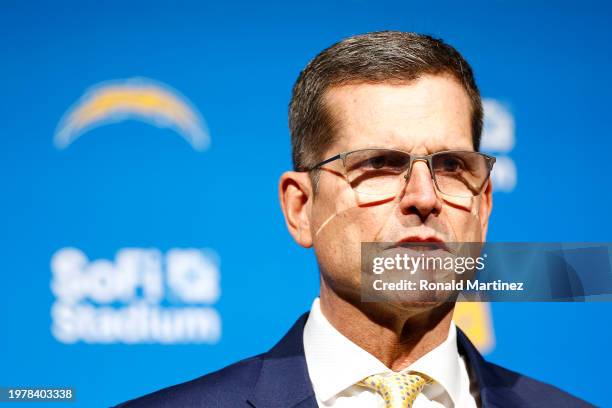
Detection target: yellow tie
<box><xmin>358</xmin><ymin>371</ymin><xmax>433</xmax><ymax>408</ymax></box>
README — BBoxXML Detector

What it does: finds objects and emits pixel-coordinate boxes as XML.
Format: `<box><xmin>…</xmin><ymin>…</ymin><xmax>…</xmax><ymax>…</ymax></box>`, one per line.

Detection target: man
<box><xmin>118</xmin><ymin>31</ymin><xmax>592</xmax><ymax>407</ymax></box>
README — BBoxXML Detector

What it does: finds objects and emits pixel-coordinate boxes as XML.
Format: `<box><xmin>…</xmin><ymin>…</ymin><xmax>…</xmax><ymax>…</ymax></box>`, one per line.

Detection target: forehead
<box><xmin>323</xmin><ymin>74</ymin><xmax>474</xmax><ymax>155</ymax></box>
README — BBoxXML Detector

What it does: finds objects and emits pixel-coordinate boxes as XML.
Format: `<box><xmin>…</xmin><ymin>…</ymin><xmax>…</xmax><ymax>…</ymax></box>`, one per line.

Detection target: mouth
<box><xmin>386</xmin><ymin>236</ymin><xmax>451</xmax><ymax>253</ymax></box>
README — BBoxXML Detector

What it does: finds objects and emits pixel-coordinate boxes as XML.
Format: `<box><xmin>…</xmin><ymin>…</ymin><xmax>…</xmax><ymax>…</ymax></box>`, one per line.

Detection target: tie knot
<box><xmin>358</xmin><ymin>371</ymin><xmax>433</xmax><ymax>408</ymax></box>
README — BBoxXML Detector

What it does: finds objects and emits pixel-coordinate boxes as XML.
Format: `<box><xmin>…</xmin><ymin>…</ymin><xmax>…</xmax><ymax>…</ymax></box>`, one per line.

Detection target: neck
<box><xmin>319</xmin><ymin>280</ymin><xmax>455</xmax><ymax>372</ymax></box>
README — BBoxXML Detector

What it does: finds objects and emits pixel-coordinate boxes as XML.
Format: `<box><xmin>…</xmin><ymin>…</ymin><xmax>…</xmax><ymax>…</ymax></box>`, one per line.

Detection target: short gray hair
<box><xmin>289</xmin><ymin>31</ymin><xmax>483</xmax><ymax>172</ymax></box>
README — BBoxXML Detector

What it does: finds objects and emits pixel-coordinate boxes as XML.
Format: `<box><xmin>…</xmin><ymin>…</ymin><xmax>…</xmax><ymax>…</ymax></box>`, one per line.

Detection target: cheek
<box><xmin>312</xmin><ymin>208</ymin><xmax>361</xmax><ymax>285</ymax></box>
<box><xmin>312</xmin><ymin>176</ymin><xmax>375</xmax><ymax>239</ymax></box>
<box><xmin>442</xmin><ymin>199</ymin><xmax>484</xmax><ymax>241</ymax></box>
<box><xmin>316</xmin><ymin>190</ymin><xmax>390</xmax><ymax>242</ymax></box>
<box><xmin>311</xmin><ymin>191</ymin><xmax>388</xmax><ymax>280</ymax></box>
<box><xmin>313</xmin><ymin>202</ymin><xmax>373</xmax><ymax>249</ymax></box>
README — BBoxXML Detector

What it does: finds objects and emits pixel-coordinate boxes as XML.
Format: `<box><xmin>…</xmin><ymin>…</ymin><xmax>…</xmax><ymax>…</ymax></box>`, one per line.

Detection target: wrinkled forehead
<box><xmin>322</xmin><ymin>75</ymin><xmax>474</xmax><ymax>156</ymax></box>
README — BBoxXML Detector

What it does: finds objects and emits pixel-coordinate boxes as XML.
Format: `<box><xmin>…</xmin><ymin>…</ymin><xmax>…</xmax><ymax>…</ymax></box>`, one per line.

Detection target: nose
<box><xmin>398</xmin><ymin>159</ymin><xmax>442</xmax><ymax>219</ymax></box>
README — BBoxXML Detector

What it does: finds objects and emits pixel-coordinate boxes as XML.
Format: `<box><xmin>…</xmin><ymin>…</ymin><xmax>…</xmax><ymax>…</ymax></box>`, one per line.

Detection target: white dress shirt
<box><xmin>303</xmin><ymin>298</ymin><xmax>479</xmax><ymax>407</ymax></box>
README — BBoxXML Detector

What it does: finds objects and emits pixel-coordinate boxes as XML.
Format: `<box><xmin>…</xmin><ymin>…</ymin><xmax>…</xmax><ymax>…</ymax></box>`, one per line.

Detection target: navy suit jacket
<box><xmin>116</xmin><ymin>312</ymin><xmax>593</xmax><ymax>408</ymax></box>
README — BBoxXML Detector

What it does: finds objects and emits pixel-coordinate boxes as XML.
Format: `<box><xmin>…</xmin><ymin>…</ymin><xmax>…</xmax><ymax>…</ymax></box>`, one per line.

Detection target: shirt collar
<box><xmin>303</xmin><ymin>297</ymin><xmax>463</xmax><ymax>406</ymax></box>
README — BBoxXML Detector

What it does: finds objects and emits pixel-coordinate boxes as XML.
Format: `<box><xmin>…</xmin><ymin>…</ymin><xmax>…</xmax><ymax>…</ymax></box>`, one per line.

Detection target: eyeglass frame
<box><xmin>306</xmin><ymin>148</ymin><xmax>496</xmax><ymax>198</ymax></box>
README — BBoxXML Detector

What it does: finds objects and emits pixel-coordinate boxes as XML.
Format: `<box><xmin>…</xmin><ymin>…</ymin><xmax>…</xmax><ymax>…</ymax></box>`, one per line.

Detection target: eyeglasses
<box><xmin>308</xmin><ymin>148</ymin><xmax>496</xmax><ymax>199</ymax></box>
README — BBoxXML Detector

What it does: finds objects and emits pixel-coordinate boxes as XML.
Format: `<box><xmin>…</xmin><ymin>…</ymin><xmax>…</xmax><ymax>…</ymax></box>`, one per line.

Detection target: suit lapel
<box><xmin>456</xmin><ymin>328</ymin><xmax>526</xmax><ymax>407</ymax></box>
<box><xmin>248</xmin><ymin>313</ymin><xmax>317</xmax><ymax>408</ymax></box>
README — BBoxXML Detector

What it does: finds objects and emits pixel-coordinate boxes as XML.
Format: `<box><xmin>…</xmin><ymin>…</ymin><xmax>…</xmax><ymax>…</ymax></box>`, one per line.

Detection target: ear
<box><xmin>279</xmin><ymin>171</ymin><xmax>314</xmax><ymax>248</ymax></box>
<box><xmin>479</xmin><ymin>179</ymin><xmax>493</xmax><ymax>241</ymax></box>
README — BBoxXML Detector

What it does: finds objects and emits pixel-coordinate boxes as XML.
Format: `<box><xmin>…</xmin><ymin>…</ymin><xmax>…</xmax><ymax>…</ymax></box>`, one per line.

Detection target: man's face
<box><xmin>308</xmin><ymin>74</ymin><xmax>492</xmax><ymax>302</ymax></box>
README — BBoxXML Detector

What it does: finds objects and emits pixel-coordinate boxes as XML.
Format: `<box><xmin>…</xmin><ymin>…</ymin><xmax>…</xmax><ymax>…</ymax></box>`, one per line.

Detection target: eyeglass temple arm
<box><xmin>308</xmin><ymin>153</ymin><xmax>343</xmax><ymax>170</ymax></box>
<box><xmin>487</xmin><ymin>156</ymin><xmax>496</xmax><ymax>169</ymax></box>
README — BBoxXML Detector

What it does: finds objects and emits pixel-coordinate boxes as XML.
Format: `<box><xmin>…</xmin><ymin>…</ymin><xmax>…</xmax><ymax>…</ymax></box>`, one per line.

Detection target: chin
<box><xmin>394</xmin><ymin>300</ymin><xmax>449</xmax><ymax>311</ymax></box>
<box><xmin>383</xmin><ymin>295</ymin><xmax>457</xmax><ymax>312</ymax></box>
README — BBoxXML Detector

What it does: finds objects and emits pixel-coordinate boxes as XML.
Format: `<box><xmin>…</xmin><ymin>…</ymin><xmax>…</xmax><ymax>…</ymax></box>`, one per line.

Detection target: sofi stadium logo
<box><xmin>50</xmin><ymin>78</ymin><xmax>219</xmax><ymax>345</ymax></box>
<box><xmin>51</xmin><ymin>247</ymin><xmax>221</xmax><ymax>344</ymax></box>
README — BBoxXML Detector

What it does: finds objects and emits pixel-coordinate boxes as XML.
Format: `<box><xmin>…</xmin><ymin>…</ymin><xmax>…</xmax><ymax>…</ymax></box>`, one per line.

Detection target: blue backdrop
<box><xmin>1</xmin><ymin>1</ymin><xmax>611</xmax><ymax>406</ymax></box>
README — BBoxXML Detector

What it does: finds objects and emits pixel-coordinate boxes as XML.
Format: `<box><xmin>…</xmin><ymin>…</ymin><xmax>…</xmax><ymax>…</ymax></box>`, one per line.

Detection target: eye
<box><xmin>364</xmin><ymin>152</ymin><xmax>408</xmax><ymax>170</ymax></box>
<box><xmin>367</xmin><ymin>155</ymin><xmax>387</xmax><ymax>169</ymax></box>
<box><xmin>346</xmin><ymin>150</ymin><xmax>410</xmax><ymax>173</ymax></box>
<box><xmin>439</xmin><ymin>156</ymin><xmax>465</xmax><ymax>172</ymax></box>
